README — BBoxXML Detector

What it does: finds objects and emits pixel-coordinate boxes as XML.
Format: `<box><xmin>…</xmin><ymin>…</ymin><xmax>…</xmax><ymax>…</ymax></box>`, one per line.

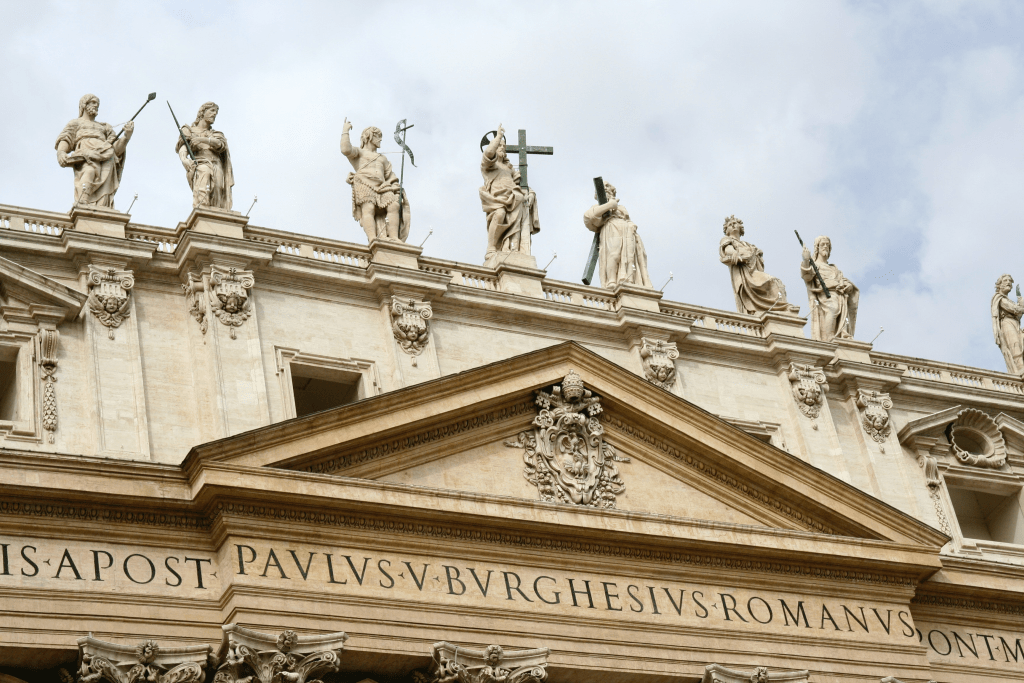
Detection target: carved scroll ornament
<box><xmin>213</xmin><ymin>624</ymin><xmax>347</xmax><ymax>683</ymax></box>
<box><xmin>208</xmin><ymin>267</ymin><xmax>254</xmax><ymax>339</ymax></box>
<box><xmin>856</xmin><ymin>389</ymin><xmax>893</xmax><ymax>444</ymax></box>
<box><xmin>787</xmin><ymin>363</ymin><xmax>827</xmax><ymax>420</ymax></box>
<box><xmin>506</xmin><ymin>370</ymin><xmax>630</xmax><ymax>509</ymax></box>
<box><xmin>87</xmin><ymin>267</ymin><xmax>134</xmax><ymax>340</ymax></box>
<box><xmin>412</xmin><ymin>642</ymin><xmax>548</xmax><ymax>683</ymax></box>
<box><xmin>182</xmin><ymin>273</ymin><xmax>208</xmax><ymax>335</ymax></box>
<box><xmin>72</xmin><ymin>636</ymin><xmax>211</xmax><ymax>683</ymax></box>
<box><xmin>390</xmin><ymin>297</ymin><xmax>432</xmax><ymax>357</ymax></box>
<box><xmin>639</xmin><ymin>337</ymin><xmax>678</xmax><ymax>389</ymax></box>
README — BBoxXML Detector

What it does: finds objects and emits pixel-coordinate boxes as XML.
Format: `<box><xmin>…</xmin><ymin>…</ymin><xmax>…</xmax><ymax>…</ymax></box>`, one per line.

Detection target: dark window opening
<box><xmin>290</xmin><ymin>365</ymin><xmax>361</xmax><ymax>417</ymax></box>
<box><xmin>0</xmin><ymin>347</ymin><xmax>18</xmax><ymax>422</ymax></box>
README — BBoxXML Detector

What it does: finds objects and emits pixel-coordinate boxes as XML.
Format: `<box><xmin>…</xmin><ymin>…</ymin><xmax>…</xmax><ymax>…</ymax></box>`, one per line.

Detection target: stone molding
<box><xmin>703</xmin><ymin>664</ymin><xmax>809</xmax><ymax>683</ymax></box>
<box><xmin>911</xmin><ymin>591</ymin><xmax>1024</xmax><ymax>617</ymax></box>
<box><xmin>208</xmin><ymin>266</ymin><xmax>254</xmax><ymax>339</ymax></box>
<box><xmin>639</xmin><ymin>337</ymin><xmax>678</xmax><ymax>389</ymax></box>
<box><xmin>86</xmin><ymin>266</ymin><xmax>134</xmax><ymax>340</ymax></box>
<box><xmin>213</xmin><ymin>624</ymin><xmax>346</xmax><ymax>683</ymax></box>
<box><xmin>412</xmin><ymin>642</ymin><xmax>548</xmax><ymax>683</ymax></box>
<box><xmin>74</xmin><ymin>635</ymin><xmax>212</xmax><ymax>683</ymax></box>
<box><xmin>389</xmin><ymin>296</ymin><xmax>432</xmax><ymax>358</ymax></box>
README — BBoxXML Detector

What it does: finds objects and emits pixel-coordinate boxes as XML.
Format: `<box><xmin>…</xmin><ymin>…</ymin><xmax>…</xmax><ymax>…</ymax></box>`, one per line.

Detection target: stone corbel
<box><xmin>213</xmin><ymin>624</ymin><xmax>347</xmax><ymax>683</ymax></box>
<box><xmin>412</xmin><ymin>642</ymin><xmax>549</xmax><ymax>683</ymax></box>
<box><xmin>389</xmin><ymin>296</ymin><xmax>432</xmax><ymax>363</ymax></box>
<box><xmin>703</xmin><ymin>664</ymin><xmax>809</xmax><ymax>683</ymax></box>
<box><xmin>855</xmin><ymin>389</ymin><xmax>893</xmax><ymax>447</ymax></box>
<box><xmin>182</xmin><ymin>272</ymin><xmax>208</xmax><ymax>335</ymax></box>
<box><xmin>787</xmin><ymin>362</ymin><xmax>828</xmax><ymax>423</ymax></box>
<box><xmin>208</xmin><ymin>266</ymin><xmax>254</xmax><ymax>339</ymax></box>
<box><xmin>72</xmin><ymin>635</ymin><xmax>212</xmax><ymax>683</ymax></box>
<box><xmin>639</xmin><ymin>337</ymin><xmax>678</xmax><ymax>389</ymax></box>
<box><xmin>86</xmin><ymin>266</ymin><xmax>134</xmax><ymax>340</ymax></box>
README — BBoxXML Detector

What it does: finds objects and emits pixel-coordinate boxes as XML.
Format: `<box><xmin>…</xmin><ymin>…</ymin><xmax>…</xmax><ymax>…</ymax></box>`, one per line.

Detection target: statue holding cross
<box><xmin>478</xmin><ymin>124</ymin><xmax>552</xmax><ymax>267</ymax></box>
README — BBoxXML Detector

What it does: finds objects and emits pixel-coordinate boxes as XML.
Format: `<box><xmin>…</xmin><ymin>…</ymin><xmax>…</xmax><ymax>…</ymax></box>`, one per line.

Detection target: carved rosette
<box><xmin>389</xmin><ymin>296</ymin><xmax>432</xmax><ymax>360</ymax></box>
<box><xmin>787</xmin><ymin>363</ymin><xmax>827</xmax><ymax>420</ymax></box>
<box><xmin>87</xmin><ymin>266</ymin><xmax>134</xmax><ymax>340</ymax></box>
<box><xmin>856</xmin><ymin>389</ymin><xmax>893</xmax><ymax>444</ymax></box>
<box><xmin>72</xmin><ymin>635</ymin><xmax>211</xmax><ymax>683</ymax></box>
<box><xmin>37</xmin><ymin>328</ymin><xmax>59</xmax><ymax>443</ymax></box>
<box><xmin>412</xmin><ymin>642</ymin><xmax>548</xmax><ymax>683</ymax></box>
<box><xmin>505</xmin><ymin>370</ymin><xmax>630</xmax><ymax>508</ymax></box>
<box><xmin>947</xmin><ymin>408</ymin><xmax>1007</xmax><ymax>469</ymax></box>
<box><xmin>208</xmin><ymin>267</ymin><xmax>254</xmax><ymax>340</ymax></box>
<box><xmin>703</xmin><ymin>664</ymin><xmax>809</xmax><ymax>683</ymax></box>
<box><xmin>213</xmin><ymin>624</ymin><xmax>347</xmax><ymax>683</ymax></box>
<box><xmin>639</xmin><ymin>338</ymin><xmax>678</xmax><ymax>389</ymax></box>
<box><xmin>182</xmin><ymin>273</ymin><xmax>208</xmax><ymax>335</ymax></box>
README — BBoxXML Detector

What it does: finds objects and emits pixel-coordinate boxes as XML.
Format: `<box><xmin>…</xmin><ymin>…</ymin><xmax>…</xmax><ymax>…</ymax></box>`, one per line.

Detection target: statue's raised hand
<box><xmin>122</xmin><ymin>121</ymin><xmax>134</xmax><ymax>139</ymax></box>
<box><xmin>342</xmin><ymin>118</ymin><xmax>353</xmax><ymax>135</ymax></box>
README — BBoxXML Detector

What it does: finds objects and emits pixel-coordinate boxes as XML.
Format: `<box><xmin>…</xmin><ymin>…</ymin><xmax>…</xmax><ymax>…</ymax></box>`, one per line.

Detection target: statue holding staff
<box><xmin>719</xmin><ymin>215</ymin><xmax>797</xmax><ymax>315</ymax></box>
<box><xmin>583</xmin><ymin>180</ymin><xmax>651</xmax><ymax>289</ymax></box>
<box><xmin>341</xmin><ymin>119</ymin><xmax>410</xmax><ymax>242</ymax></box>
<box><xmin>992</xmin><ymin>274</ymin><xmax>1024</xmax><ymax>375</ymax></box>
<box><xmin>175</xmin><ymin>102</ymin><xmax>234</xmax><ymax>210</ymax></box>
<box><xmin>479</xmin><ymin>124</ymin><xmax>540</xmax><ymax>266</ymax></box>
<box><xmin>800</xmin><ymin>235</ymin><xmax>859</xmax><ymax>341</ymax></box>
<box><xmin>55</xmin><ymin>94</ymin><xmax>134</xmax><ymax>208</ymax></box>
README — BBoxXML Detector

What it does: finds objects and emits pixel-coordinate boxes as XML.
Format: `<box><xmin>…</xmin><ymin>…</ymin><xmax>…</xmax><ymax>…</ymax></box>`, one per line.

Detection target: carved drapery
<box><xmin>390</xmin><ymin>296</ymin><xmax>432</xmax><ymax>360</ymax></box>
<box><xmin>787</xmin><ymin>363</ymin><xmax>827</xmax><ymax>421</ymax></box>
<box><xmin>506</xmin><ymin>370</ymin><xmax>630</xmax><ymax>508</ymax></box>
<box><xmin>87</xmin><ymin>267</ymin><xmax>134</xmax><ymax>340</ymax></box>
<box><xmin>412</xmin><ymin>642</ymin><xmax>548</xmax><ymax>683</ymax></box>
<box><xmin>182</xmin><ymin>273</ymin><xmax>208</xmax><ymax>335</ymax></box>
<box><xmin>213</xmin><ymin>624</ymin><xmax>347</xmax><ymax>683</ymax></box>
<box><xmin>72</xmin><ymin>636</ymin><xmax>211</xmax><ymax>683</ymax></box>
<box><xmin>208</xmin><ymin>267</ymin><xmax>254</xmax><ymax>339</ymax></box>
<box><xmin>37</xmin><ymin>328</ymin><xmax>59</xmax><ymax>443</ymax></box>
<box><xmin>856</xmin><ymin>389</ymin><xmax>892</xmax><ymax>446</ymax></box>
<box><xmin>702</xmin><ymin>664</ymin><xmax>809</xmax><ymax>683</ymax></box>
<box><xmin>639</xmin><ymin>338</ymin><xmax>678</xmax><ymax>389</ymax></box>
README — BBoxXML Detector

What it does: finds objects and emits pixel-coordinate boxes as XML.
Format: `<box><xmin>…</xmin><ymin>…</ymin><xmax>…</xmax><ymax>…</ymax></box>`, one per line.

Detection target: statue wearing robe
<box><xmin>176</xmin><ymin>101</ymin><xmax>234</xmax><ymax>210</ymax></box>
<box><xmin>55</xmin><ymin>94</ymin><xmax>132</xmax><ymax>208</ymax></box>
<box><xmin>992</xmin><ymin>274</ymin><xmax>1024</xmax><ymax>375</ymax></box>
<box><xmin>583</xmin><ymin>181</ymin><xmax>651</xmax><ymax>289</ymax></box>
<box><xmin>800</xmin><ymin>236</ymin><xmax>859</xmax><ymax>341</ymax></box>
<box><xmin>479</xmin><ymin>124</ymin><xmax>539</xmax><ymax>266</ymax></box>
<box><xmin>341</xmin><ymin>121</ymin><xmax>410</xmax><ymax>242</ymax></box>
<box><xmin>719</xmin><ymin>215</ymin><xmax>796</xmax><ymax>315</ymax></box>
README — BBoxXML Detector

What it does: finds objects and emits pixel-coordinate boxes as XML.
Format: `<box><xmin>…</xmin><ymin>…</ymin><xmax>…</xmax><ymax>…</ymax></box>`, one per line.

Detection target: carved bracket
<box><xmin>703</xmin><ymin>664</ymin><xmax>809</xmax><ymax>683</ymax></box>
<box><xmin>208</xmin><ymin>267</ymin><xmax>254</xmax><ymax>340</ymax></box>
<box><xmin>856</xmin><ymin>389</ymin><xmax>893</xmax><ymax>446</ymax></box>
<box><xmin>72</xmin><ymin>635</ymin><xmax>212</xmax><ymax>683</ymax></box>
<box><xmin>639</xmin><ymin>338</ymin><xmax>678</xmax><ymax>389</ymax></box>
<box><xmin>213</xmin><ymin>624</ymin><xmax>347</xmax><ymax>683</ymax></box>
<box><xmin>412</xmin><ymin>642</ymin><xmax>549</xmax><ymax>683</ymax></box>
<box><xmin>787</xmin><ymin>362</ymin><xmax>827</xmax><ymax>421</ymax></box>
<box><xmin>182</xmin><ymin>273</ymin><xmax>208</xmax><ymax>335</ymax></box>
<box><xmin>389</xmin><ymin>296</ymin><xmax>432</xmax><ymax>360</ymax></box>
<box><xmin>506</xmin><ymin>370</ymin><xmax>630</xmax><ymax>509</ymax></box>
<box><xmin>87</xmin><ymin>266</ymin><xmax>134</xmax><ymax>340</ymax></box>
<box><xmin>37</xmin><ymin>329</ymin><xmax>59</xmax><ymax>443</ymax></box>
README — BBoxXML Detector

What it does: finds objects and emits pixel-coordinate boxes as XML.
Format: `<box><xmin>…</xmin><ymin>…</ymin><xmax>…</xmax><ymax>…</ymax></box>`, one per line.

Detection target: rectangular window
<box><xmin>948</xmin><ymin>485</ymin><xmax>1024</xmax><ymax>545</ymax></box>
<box><xmin>0</xmin><ymin>345</ymin><xmax>18</xmax><ymax>422</ymax></box>
<box><xmin>290</xmin><ymin>365</ymin><xmax>361</xmax><ymax>417</ymax></box>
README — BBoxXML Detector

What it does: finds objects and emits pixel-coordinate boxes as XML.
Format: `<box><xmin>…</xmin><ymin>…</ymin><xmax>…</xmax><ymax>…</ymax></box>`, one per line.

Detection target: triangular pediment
<box><xmin>0</xmin><ymin>253</ymin><xmax>87</xmax><ymax>322</ymax></box>
<box><xmin>185</xmin><ymin>343</ymin><xmax>947</xmax><ymax>550</ymax></box>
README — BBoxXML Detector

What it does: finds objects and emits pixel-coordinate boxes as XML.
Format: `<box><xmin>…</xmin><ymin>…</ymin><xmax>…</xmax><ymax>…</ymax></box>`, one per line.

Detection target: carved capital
<box><xmin>213</xmin><ymin>624</ymin><xmax>347</xmax><ymax>683</ymax></box>
<box><xmin>73</xmin><ymin>635</ymin><xmax>212</xmax><ymax>683</ymax></box>
<box><xmin>506</xmin><ymin>370</ymin><xmax>630</xmax><ymax>508</ymax></box>
<box><xmin>208</xmin><ymin>266</ymin><xmax>254</xmax><ymax>339</ymax></box>
<box><xmin>855</xmin><ymin>389</ymin><xmax>893</xmax><ymax>446</ymax></box>
<box><xmin>87</xmin><ymin>266</ymin><xmax>134</xmax><ymax>340</ymax></box>
<box><xmin>389</xmin><ymin>296</ymin><xmax>432</xmax><ymax>358</ymax></box>
<box><xmin>412</xmin><ymin>641</ymin><xmax>549</xmax><ymax>683</ymax></box>
<box><xmin>639</xmin><ymin>337</ymin><xmax>678</xmax><ymax>389</ymax></box>
<box><xmin>703</xmin><ymin>664</ymin><xmax>809</xmax><ymax>683</ymax></box>
<box><xmin>787</xmin><ymin>362</ymin><xmax>827</xmax><ymax>420</ymax></box>
<box><xmin>37</xmin><ymin>328</ymin><xmax>59</xmax><ymax>443</ymax></box>
<box><xmin>182</xmin><ymin>273</ymin><xmax>208</xmax><ymax>335</ymax></box>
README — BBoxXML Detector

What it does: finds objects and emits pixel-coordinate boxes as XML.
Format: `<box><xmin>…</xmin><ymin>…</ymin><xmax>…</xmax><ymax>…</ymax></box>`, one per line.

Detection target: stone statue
<box><xmin>341</xmin><ymin>119</ymin><xmax>411</xmax><ymax>242</ymax></box>
<box><xmin>992</xmin><ymin>274</ymin><xmax>1024</xmax><ymax>375</ymax></box>
<box><xmin>800</xmin><ymin>236</ymin><xmax>859</xmax><ymax>341</ymax></box>
<box><xmin>719</xmin><ymin>215</ymin><xmax>796</xmax><ymax>315</ymax></box>
<box><xmin>55</xmin><ymin>94</ymin><xmax>133</xmax><ymax>208</ymax></box>
<box><xmin>176</xmin><ymin>102</ymin><xmax>234</xmax><ymax>210</ymax></box>
<box><xmin>583</xmin><ymin>181</ymin><xmax>652</xmax><ymax>289</ymax></box>
<box><xmin>479</xmin><ymin>124</ymin><xmax>539</xmax><ymax>266</ymax></box>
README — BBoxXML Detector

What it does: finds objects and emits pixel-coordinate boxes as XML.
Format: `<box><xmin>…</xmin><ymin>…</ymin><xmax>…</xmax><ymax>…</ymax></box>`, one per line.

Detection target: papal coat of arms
<box><xmin>506</xmin><ymin>370</ymin><xmax>629</xmax><ymax>508</ymax></box>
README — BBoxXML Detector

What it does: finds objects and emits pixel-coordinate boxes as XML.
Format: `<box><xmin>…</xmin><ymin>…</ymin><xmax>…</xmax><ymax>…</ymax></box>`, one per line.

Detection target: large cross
<box><xmin>505</xmin><ymin>129</ymin><xmax>553</xmax><ymax>190</ymax></box>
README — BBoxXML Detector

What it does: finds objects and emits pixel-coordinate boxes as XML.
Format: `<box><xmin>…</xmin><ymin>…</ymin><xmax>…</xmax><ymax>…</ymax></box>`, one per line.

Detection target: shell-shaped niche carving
<box><xmin>947</xmin><ymin>408</ymin><xmax>1006</xmax><ymax>469</ymax></box>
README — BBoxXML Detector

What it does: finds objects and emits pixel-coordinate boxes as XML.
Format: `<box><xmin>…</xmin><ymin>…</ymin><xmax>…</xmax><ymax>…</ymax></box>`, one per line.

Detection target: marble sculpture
<box><xmin>341</xmin><ymin>119</ymin><xmax>411</xmax><ymax>243</ymax></box>
<box><xmin>800</xmin><ymin>236</ymin><xmax>859</xmax><ymax>341</ymax></box>
<box><xmin>176</xmin><ymin>102</ymin><xmax>234</xmax><ymax>210</ymax></box>
<box><xmin>583</xmin><ymin>181</ymin><xmax>652</xmax><ymax>289</ymax></box>
<box><xmin>55</xmin><ymin>94</ymin><xmax>133</xmax><ymax>208</ymax></box>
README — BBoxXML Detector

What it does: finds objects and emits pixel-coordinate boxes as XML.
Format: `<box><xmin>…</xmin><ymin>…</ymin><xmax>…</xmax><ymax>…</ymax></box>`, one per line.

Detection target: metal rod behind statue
<box><xmin>112</xmin><ymin>92</ymin><xmax>156</xmax><ymax>143</ymax></box>
<box><xmin>794</xmin><ymin>230</ymin><xmax>831</xmax><ymax>299</ymax></box>
<box><xmin>167</xmin><ymin>101</ymin><xmax>195</xmax><ymax>162</ymax></box>
<box><xmin>394</xmin><ymin>119</ymin><xmax>416</xmax><ymax>237</ymax></box>
<box><xmin>581</xmin><ymin>176</ymin><xmax>608</xmax><ymax>286</ymax></box>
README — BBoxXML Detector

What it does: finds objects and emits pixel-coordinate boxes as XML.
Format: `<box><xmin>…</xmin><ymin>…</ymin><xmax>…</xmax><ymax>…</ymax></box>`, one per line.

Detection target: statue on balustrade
<box><xmin>479</xmin><ymin>124</ymin><xmax>540</xmax><ymax>267</ymax></box>
<box><xmin>341</xmin><ymin>119</ymin><xmax>411</xmax><ymax>243</ymax></box>
<box><xmin>55</xmin><ymin>94</ymin><xmax>133</xmax><ymax>208</ymax></box>
<box><xmin>800</xmin><ymin>235</ymin><xmax>859</xmax><ymax>341</ymax></box>
<box><xmin>719</xmin><ymin>215</ymin><xmax>797</xmax><ymax>315</ymax></box>
<box><xmin>583</xmin><ymin>181</ymin><xmax>652</xmax><ymax>289</ymax></box>
<box><xmin>176</xmin><ymin>101</ymin><xmax>234</xmax><ymax>210</ymax></box>
<box><xmin>992</xmin><ymin>274</ymin><xmax>1024</xmax><ymax>375</ymax></box>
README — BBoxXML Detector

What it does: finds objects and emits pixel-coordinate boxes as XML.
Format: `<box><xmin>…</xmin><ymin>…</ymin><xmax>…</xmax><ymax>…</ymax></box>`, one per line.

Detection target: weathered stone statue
<box><xmin>583</xmin><ymin>181</ymin><xmax>652</xmax><ymax>289</ymax></box>
<box><xmin>55</xmin><ymin>94</ymin><xmax>133</xmax><ymax>208</ymax></box>
<box><xmin>479</xmin><ymin>124</ymin><xmax>539</xmax><ymax>266</ymax></box>
<box><xmin>719</xmin><ymin>215</ymin><xmax>795</xmax><ymax>315</ymax></box>
<box><xmin>992</xmin><ymin>274</ymin><xmax>1024</xmax><ymax>375</ymax></box>
<box><xmin>341</xmin><ymin>119</ymin><xmax>410</xmax><ymax>242</ymax></box>
<box><xmin>800</xmin><ymin>236</ymin><xmax>858</xmax><ymax>341</ymax></box>
<box><xmin>176</xmin><ymin>102</ymin><xmax>234</xmax><ymax>210</ymax></box>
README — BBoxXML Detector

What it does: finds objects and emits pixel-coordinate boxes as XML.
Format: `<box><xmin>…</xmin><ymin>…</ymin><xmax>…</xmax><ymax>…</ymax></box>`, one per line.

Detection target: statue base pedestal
<box><xmin>68</xmin><ymin>206</ymin><xmax>131</xmax><ymax>239</ymax></box>
<box><xmin>495</xmin><ymin>260</ymin><xmax>545</xmax><ymax>298</ymax></box>
<box><xmin>369</xmin><ymin>239</ymin><xmax>422</xmax><ymax>270</ymax></box>
<box><xmin>832</xmin><ymin>338</ymin><xmax>873</xmax><ymax>364</ymax></box>
<box><xmin>183</xmin><ymin>206</ymin><xmax>248</xmax><ymax>239</ymax></box>
<box><xmin>484</xmin><ymin>251</ymin><xmax>536</xmax><ymax>270</ymax></box>
<box><xmin>613</xmin><ymin>283</ymin><xmax>662</xmax><ymax>313</ymax></box>
<box><xmin>760</xmin><ymin>310</ymin><xmax>807</xmax><ymax>338</ymax></box>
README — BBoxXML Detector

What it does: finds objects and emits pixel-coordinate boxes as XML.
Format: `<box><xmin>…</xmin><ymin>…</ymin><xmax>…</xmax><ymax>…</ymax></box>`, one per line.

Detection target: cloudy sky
<box><xmin>2</xmin><ymin>1</ymin><xmax>1023</xmax><ymax>373</ymax></box>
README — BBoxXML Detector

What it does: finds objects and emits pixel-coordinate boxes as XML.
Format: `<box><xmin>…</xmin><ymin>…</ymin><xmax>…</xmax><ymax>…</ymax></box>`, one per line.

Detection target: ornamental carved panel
<box><xmin>639</xmin><ymin>337</ymin><xmax>678</xmax><ymax>389</ymax></box>
<box><xmin>505</xmin><ymin>370</ymin><xmax>630</xmax><ymax>508</ymax></box>
<box><xmin>87</xmin><ymin>266</ymin><xmax>134</xmax><ymax>340</ymax></box>
<box><xmin>213</xmin><ymin>624</ymin><xmax>347</xmax><ymax>683</ymax></box>
<box><xmin>208</xmin><ymin>267</ymin><xmax>254</xmax><ymax>339</ymax></box>
<box><xmin>390</xmin><ymin>296</ymin><xmax>432</xmax><ymax>358</ymax></box>
<box><xmin>71</xmin><ymin>636</ymin><xmax>211</xmax><ymax>683</ymax></box>
<box><xmin>412</xmin><ymin>642</ymin><xmax>548</xmax><ymax>683</ymax></box>
<box><xmin>787</xmin><ymin>362</ymin><xmax>827</xmax><ymax>420</ymax></box>
<box><xmin>856</xmin><ymin>389</ymin><xmax>893</xmax><ymax>445</ymax></box>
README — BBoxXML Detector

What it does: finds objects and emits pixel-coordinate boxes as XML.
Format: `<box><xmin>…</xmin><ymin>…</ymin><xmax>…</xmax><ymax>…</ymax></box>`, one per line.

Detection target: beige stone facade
<box><xmin>2</xmin><ymin>202</ymin><xmax>1024</xmax><ymax>682</ymax></box>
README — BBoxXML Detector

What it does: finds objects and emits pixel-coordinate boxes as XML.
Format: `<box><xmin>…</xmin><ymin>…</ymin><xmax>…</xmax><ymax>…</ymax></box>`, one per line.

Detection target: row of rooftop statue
<box><xmin>54</xmin><ymin>95</ymin><xmax>1024</xmax><ymax>375</ymax></box>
